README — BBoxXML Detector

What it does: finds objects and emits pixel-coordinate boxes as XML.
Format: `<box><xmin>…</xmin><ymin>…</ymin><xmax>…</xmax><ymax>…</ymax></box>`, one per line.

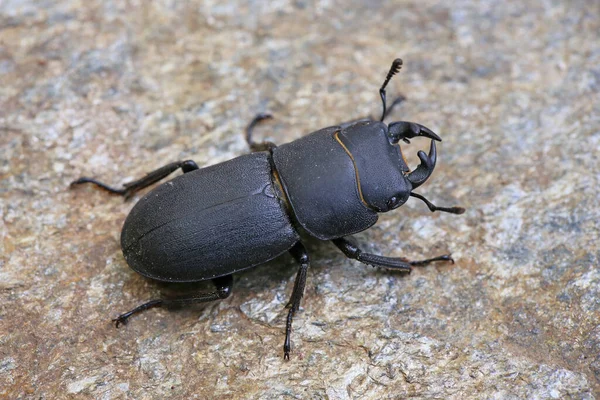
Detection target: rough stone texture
<box><xmin>1</xmin><ymin>1</ymin><xmax>599</xmax><ymax>398</ymax></box>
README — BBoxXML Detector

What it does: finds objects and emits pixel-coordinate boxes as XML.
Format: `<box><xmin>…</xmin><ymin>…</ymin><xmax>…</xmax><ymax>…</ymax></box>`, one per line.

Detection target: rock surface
<box><xmin>1</xmin><ymin>1</ymin><xmax>599</xmax><ymax>398</ymax></box>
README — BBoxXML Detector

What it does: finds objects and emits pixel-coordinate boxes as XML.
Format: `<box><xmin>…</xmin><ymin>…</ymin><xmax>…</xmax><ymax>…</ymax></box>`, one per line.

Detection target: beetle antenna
<box><xmin>379</xmin><ymin>58</ymin><xmax>403</xmax><ymax>122</ymax></box>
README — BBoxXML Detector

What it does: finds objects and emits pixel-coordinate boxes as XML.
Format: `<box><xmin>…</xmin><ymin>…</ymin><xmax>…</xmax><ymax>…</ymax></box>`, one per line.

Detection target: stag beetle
<box><xmin>71</xmin><ymin>58</ymin><xmax>464</xmax><ymax>359</ymax></box>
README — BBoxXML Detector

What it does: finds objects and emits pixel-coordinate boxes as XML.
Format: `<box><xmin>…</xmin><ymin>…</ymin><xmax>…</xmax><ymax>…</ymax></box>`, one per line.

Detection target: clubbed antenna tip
<box><xmin>380</xmin><ymin>58</ymin><xmax>403</xmax><ymax>92</ymax></box>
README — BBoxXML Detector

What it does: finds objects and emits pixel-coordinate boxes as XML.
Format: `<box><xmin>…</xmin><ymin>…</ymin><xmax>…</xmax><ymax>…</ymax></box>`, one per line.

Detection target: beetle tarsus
<box><xmin>409</xmin><ymin>254</ymin><xmax>454</xmax><ymax>266</ymax></box>
<box><xmin>410</xmin><ymin>192</ymin><xmax>465</xmax><ymax>214</ymax></box>
<box><xmin>70</xmin><ymin>177</ymin><xmax>128</xmax><ymax>196</ymax></box>
<box><xmin>113</xmin><ymin>315</ymin><xmax>130</xmax><ymax>328</ymax></box>
<box><xmin>112</xmin><ymin>299</ymin><xmax>163</xmax><ymax>327</ymax></box>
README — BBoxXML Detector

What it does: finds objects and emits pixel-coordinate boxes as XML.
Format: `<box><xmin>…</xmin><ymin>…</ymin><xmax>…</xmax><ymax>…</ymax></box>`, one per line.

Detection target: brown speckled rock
<box><xmin>1</xmin><ymin>1</ymin><xmax>599</xmax><ymax>398</ymax></box>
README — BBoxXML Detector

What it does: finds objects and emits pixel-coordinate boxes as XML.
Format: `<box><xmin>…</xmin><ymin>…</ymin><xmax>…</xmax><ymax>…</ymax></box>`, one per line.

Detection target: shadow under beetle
<box><xmin>71</xmin><ymin>58</ymin><xmax>465</xmax><ymax>360</ymax></box>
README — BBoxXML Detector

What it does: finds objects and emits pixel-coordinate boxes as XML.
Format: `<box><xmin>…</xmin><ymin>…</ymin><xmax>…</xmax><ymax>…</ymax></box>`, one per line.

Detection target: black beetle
<box><xmin>71</xmin><ymin>58</ymin><xmax>464</xmax><ymax>359</ymax></box>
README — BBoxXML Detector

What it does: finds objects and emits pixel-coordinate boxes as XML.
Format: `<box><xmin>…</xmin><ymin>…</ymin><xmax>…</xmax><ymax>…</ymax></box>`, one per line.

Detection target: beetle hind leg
<box><xmin>283</xmin><ymin>242</ymin><xmax>310</xmax><ymax>360</ymax></box>
<box><xmin>112</xmin><ymin>275</ymin><xmax>233</xmax><ymax>327</ymax></box>
<box><xmin>71</xmin><ymin>160</ymin><xmax>199</xmax><ymax>200</ymax></box>
<box><xmin>332</xmin><ymin>237</ymin><xmax>453</xmax><ymax>272</ymax></box>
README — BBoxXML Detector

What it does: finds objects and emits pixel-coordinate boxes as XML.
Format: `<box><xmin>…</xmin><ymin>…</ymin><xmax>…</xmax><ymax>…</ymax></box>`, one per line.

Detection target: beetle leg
<box><xmin>112</xmin><ymin>275</ymin><xmax>233</xmax><ymax>327</ymax></box>
<box><xmin>283</xmin><ymin>242</ymin><xmax>310</xmax><ymax>360</ymax></box>
<box><xmin>332</xmin><ymin>237</ymin><xmax>454</xmax><ymax>272</ymax></box>
<box><xmin>410</xmin><ymin>192</ymin><xmax>466</xmax><ymax>214</ymax></box>
<box><xmin>246</xmin><ymin>113</ymin><xmax>277</xmax><ymax>152</ymax></box>
<box><xmin>70</xmin><ymin>160</ymin><xmax>199</xmax><ymax>200</ymax></box>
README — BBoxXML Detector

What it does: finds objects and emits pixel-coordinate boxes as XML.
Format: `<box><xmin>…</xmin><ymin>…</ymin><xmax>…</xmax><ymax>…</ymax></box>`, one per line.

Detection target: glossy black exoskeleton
<box><xmin>71</xmin><ymin>58</ymin><xmax>465</xmax><ymax>359</ymax></box>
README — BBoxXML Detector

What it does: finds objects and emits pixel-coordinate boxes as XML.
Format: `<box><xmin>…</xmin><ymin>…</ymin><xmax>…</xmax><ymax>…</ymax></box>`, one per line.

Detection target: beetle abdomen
<box><xmin>121</xmin><ymin>152</ymin><xmax>299</xmax><ymax>282</ymax></box>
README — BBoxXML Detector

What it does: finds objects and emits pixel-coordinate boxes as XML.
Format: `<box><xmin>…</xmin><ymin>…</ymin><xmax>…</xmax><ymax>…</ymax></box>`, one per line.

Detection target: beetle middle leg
<box><xmin>112</xmin><ymin>275</ymin><xmax>233</xmax><ymax>327</ymax></box>
<box><xmin>71</xmin><ymin>160</ymin><xmax>199</xmax><ymax>200</ymax></box>
<box><xmin>332</xmin><ymin>237</ymin><xmax>453</xmax><ymax>272</ymax></box>
<box><xmin>246</xmin><ymin>112</ymin><xmax>277</xmax><ymax>152</ymax></box>
<box><xmin>283</xmin><ymin>242</ymin><xmax>310</xmax><ymax>360</ymax></box>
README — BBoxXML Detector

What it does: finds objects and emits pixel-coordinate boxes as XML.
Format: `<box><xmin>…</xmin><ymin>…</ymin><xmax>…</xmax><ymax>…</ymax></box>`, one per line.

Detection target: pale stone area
<box><xmin>1</xmin><ymin>1</ymin><xmax>599</xmax><ymax>398</ymax></box>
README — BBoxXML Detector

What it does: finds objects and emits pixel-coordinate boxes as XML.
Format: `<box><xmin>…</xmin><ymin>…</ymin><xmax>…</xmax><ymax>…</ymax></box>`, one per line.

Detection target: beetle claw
<box><xmin>388</xmin><ymin>121</ymin><xmax>441</xmax><ymax>144</ymax></box>
<box><xmin>113</xmin><ymin>316</ymin><xmax>129</xmax><ymax>328</ymax></box>
<box><xmin>407</xmin><ymin>140</ymin><xmax>437</xmax><ymax>189</ymax></box>
<box><xmin>414</xmin><ymin>124</ymin><xmax>441</xmax><ymax>142</ymax></box>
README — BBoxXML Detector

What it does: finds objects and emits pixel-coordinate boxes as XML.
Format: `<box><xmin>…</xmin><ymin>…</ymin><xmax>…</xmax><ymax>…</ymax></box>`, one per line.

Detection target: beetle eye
<box><xmin>387</xmin><ymin>196</ymin><xmax>400</xmax><ymax>210</ymax></box>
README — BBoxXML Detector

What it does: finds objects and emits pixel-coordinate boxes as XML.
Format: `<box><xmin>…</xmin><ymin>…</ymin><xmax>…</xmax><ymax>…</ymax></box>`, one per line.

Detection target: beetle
<box><xmin>71</xmin><ymin>58</ymin><xmax>464</xmax><ymax>359</ymax></box>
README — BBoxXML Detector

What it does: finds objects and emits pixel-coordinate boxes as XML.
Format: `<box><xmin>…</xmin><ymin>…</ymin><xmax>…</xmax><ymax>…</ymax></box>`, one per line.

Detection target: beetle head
<box><xmin>338</xmin><ymin>121</ymin><xmax>440</xmax><ymax>213</ymax></box>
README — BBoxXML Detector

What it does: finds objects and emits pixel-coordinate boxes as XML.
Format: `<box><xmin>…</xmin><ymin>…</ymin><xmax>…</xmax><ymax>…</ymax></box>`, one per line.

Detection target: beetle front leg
<box><xmin>332</xmin><ymin>237</ymin><xmax>453</xmax><ymax>272</ymax></box>
<box><xmin>283</xmin><ymin>242</ymin><xmax>310</xmax><ymax>360</ymax></box>
<box><xmin>70</xmin><ymin>160</ymin><xmax>199</xmax><ymax>200</ymax></box>
<box><xmin>112</xmin><ymin>275</ymin><xmax>233</xmax><ymax>327</ymax></box>
<box><xmin>410</xmin><ymin>192</ymin><xmax>466</xmax><ymax>214</ymax></box>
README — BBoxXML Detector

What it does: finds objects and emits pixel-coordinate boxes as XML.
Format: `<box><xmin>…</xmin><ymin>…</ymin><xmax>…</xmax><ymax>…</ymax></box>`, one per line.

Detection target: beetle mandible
<box><xmin>71</xmin><ymin>58</ymin><xmax>465</xmax><ymax>359</ymax></box>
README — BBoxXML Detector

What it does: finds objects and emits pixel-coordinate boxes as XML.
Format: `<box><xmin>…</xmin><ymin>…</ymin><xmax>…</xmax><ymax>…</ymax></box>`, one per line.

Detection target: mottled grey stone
<box><xmin>1</xmin><ymin>0</ymin><xmax>599</xmax><ymax>398</ymax></box>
